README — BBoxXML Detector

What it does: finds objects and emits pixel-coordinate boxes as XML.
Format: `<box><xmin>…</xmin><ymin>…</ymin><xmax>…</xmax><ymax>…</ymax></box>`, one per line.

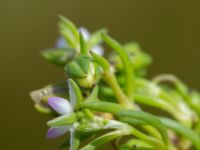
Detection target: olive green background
<box><xmin>0</xmin><ymin>0</ymin><xmax>200</xmax><ymax>149</ymax></box>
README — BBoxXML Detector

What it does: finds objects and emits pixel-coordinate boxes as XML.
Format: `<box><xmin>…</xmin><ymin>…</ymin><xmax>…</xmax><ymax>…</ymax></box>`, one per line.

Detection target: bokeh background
<box><xmin>1</xmin><ymin>0</ymin><xmax>200</xmax><ymax>149</ymax></box>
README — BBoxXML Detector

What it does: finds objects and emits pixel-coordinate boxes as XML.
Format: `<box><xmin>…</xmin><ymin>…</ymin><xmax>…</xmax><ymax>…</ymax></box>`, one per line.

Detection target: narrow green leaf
<box><xmin>59</xmin><ymin>16</ymin><xmax>79</xmax><ymax>48</ymax></box>
<box><xmin>80</xmin><ymin>130</ymin><xmax>123</xmax><ymax>150</ymax></box>
<box><xmin>119</xmin><ymin>139</ymin><xmax>154</xmax><ymax>150</ymax></box>
<box><xmin>133</xmin><ymin>94</ymin><xmax>176</xmax><ymax>115</ymax></box>
<box><xmin>117</xmin><ymin>111</ymin><xmax>168</xmax><ymax>145</ymax></box>
<box><xmin>60</xmin><ymin>28</ymin><xmax>76</xmax><ymax>48</ymax></box>
<box><xmin>87</xmin><ymin>29</ymin><xmax>107</xmax><ymax>49</ymax></box>
<box><xmin>41</xmin><ymin>48</ymin><xmax>74</xmax><ymax>66</ymax></box>
<box><xmin>160</xmin><ymin>117</ymin><xmax>200</xmax><ymax>150</ymax></box>
<box><xmin>68</xmin><ymin>79</ymin><xmax>83</xmax><ymax>110</ymax></box>
<box><xmin>90</xmin><ymin>51</ymin><xmax>110</xmax><ymax>71</ymax></box>
<box><xmin>82</xmin><ymin>101</ymin><xmax>126</xmax><ymax>114</ymax></box>
<box><xmin>102</xmin><ymin>33</ymin><xmax>134</xmax><ymax>98</ymax></box>
<box><xmin>79</xmin><ymin>32</ymin><xmax>88</xmax><ymax>55</ymax></box>
<box><xmin>47</xmin><ymin>113</ymin><xmax>77</xmax><ymax>127</ymax></box>
<box><xmin>120</xmin><ymin>117</ymin><xmax>146</xmax><ymax>126</ymax></box>
<box><xmin>59</xmin><ymin>15</ymin><xmax>79</xmax><ymax>42</ymax></box>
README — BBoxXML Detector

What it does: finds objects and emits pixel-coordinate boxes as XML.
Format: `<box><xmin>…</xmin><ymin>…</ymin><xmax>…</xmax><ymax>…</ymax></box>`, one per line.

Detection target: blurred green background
<box><xmin>0</xmin><ymin>0</ymin><xmax>200</xmax><ymax>149</ymax></box>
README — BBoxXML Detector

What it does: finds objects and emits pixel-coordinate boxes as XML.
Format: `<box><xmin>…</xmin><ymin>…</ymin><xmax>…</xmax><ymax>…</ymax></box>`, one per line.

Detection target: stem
<box><xmin>103</xmin><ymin>71</ymin><xmax>134</xmax><ymax>109</ymax></box>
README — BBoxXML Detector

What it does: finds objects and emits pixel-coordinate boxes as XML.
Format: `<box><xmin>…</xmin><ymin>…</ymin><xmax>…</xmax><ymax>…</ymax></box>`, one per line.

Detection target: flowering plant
<box><xmin>30</xmin><ymin>16</ymin><xmax>200</xmax><ymax>150</ymax></box>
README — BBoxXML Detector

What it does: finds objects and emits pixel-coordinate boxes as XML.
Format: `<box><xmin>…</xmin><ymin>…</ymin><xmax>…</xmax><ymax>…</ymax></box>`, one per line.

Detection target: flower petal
<box><xmin>56</xmin><ymin>37</ymin><xmax>68</xmax><ymax>48</ymax></box>
<box><xmin>92</xmin><ymin>45</ymin><xmax>104</xmax><ymax>55</ymax></box>
<box><xmin>48</xmin><ymin>97</ymin><xmax>73</xmax><ymax>115</ymax></box>
<box><xmin>46</xmin><ymin>126</ymin><xmax>70</xmax><ymax>139</ymax></box>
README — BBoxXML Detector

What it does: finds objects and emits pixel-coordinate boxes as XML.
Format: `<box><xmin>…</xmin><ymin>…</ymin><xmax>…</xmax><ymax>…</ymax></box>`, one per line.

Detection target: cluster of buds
<box><xmin>30</xmin><ymin>16</ymin><xmax>200</xmax><ymax>150</ymax></box>
<box><xmin>65</xmin><ymin>55</ymin><xmax>101</xmax><ymax>88</ymax></box>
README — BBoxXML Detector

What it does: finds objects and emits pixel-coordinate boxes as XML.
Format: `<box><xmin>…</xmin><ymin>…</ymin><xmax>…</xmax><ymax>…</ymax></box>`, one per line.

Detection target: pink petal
<box><xmin>46</xmin><ymin>126</ymin><xmax>70</xmax><ymax>139</ymax></box>
<box><xmin>48</xmin><ymin>97</ymin><xmax>72</xmax><ymax>115</ymax></box>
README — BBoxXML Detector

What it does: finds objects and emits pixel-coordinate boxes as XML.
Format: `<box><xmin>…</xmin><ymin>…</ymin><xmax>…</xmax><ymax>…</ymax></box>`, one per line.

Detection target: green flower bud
<box><xmin>124</xmin><ymin>43</ymin><xmax>152</xmax><ymax>70</ymax></box>
<box><xmin>64</xmin><ymin>56</ymin><xmax>101</xmax><ymax>88</ymax></box>
<box><xmin>109</xmin><ymin>42</ymin><xmax>152</xmax><ymax>76</ymax></box>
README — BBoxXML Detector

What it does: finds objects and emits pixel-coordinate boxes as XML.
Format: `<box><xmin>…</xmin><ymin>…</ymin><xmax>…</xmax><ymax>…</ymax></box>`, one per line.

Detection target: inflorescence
<box><xmin>30</xmin><ymin>16</ymin><xmax>200</xmax><ymax>150</ymax></box>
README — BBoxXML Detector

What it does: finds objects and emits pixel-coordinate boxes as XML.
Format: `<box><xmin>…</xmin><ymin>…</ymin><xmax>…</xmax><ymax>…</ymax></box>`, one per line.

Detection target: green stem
<box><xmin>103</xmin><ymin>71</ymin><xmax>134</xmax><ymax>109</ymax></box>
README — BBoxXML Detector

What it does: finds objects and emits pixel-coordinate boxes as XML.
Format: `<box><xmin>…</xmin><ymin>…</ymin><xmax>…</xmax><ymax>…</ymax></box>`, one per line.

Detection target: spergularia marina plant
<box><xmin>30</xmin><ymin>16</ymin><xmax>200</xmax><ymax>150</ymax></box>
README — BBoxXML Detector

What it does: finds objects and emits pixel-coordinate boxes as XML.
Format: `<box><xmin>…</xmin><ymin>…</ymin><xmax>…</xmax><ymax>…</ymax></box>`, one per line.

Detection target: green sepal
<box><xmin>65</xmin><ymin>61</ymin><xmax>86</xmax><ymax>78</ymax></box>
<box><xmin>76</xmin><ymin>56</ymin><xmax>90</xmax><ymax>73</ymax></box>
<box><xmin>65</xmin><ymin>56</ymin><xmax>101</xmax><ymax>88</ymax></box>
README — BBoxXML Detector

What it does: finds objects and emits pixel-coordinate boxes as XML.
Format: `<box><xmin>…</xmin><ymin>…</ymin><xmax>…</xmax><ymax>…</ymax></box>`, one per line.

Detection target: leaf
<box><xmin>80</xmin><ymin>130</ymin><xmax>123</xmax><ymax>150</ymax></box>
<box><xmin>90</xmin><ymin>51</ymin><xmax>110</xmax><ymax>71</ymax></box>
<box><xmin>117</xmin><ymin>111</ymin><xmax>168</xmax><ymax>145</ymax></box>
<box><xmin>102</xmin><ymin>33</ymin><xmax>134</xmax><ymax>98</ymax></box>
<box><xmin>120</xmin><ymin>117</ymin><xmax>146</xmax><ymax>126</ymax></box>
<box><xmin>79</xmin><ymin>32</ymin><xmax>88</xmax><ymax>55</ymax></box>
<box><xmin>59</xmin><ymin>16</ymin><xmax>79</xmax><ymax>49</ymax></box>
<box><xmin>47</xmin><ymin>113</ymin><xmax>77</xmax><ymax>127</ymax></box>
<box><xmin>160</xmin><ymin>117</ymin><xmax>200</xmax><ymax>150</ymax></box>
<box><xmin>82</xmin><ymin>101</ymin><xmax>126</xmax><ymax>114</ymax></box>
<box><xmin>41</xmin><ymin>48</ymin><xmax>74</xmax><ymax>66</ymax></box>
<box><xmin>87</xmin><ymin>29</ymin><xmax>107</xmax><ymax>49</ymax></box>
<box><xmin>68</xmin><ymin>79</ymin><xmax>83</xmax><ymax>110</ymax></box>
<box><xmin>119</xmin><ymin>139</ymin><xmax>154</xmax><ymax>150</ymax></box>
<box><xmin>133</xmin><ymin>94</ymin><xmax>175</xmax><ymax>115</ymax></box>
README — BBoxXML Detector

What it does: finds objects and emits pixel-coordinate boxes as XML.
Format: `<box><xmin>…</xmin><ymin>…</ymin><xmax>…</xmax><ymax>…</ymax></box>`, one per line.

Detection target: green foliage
<box><xmin>30</xmin><ymin>16</ymin><xmax>200</xmax><ymax>150</ymax></box>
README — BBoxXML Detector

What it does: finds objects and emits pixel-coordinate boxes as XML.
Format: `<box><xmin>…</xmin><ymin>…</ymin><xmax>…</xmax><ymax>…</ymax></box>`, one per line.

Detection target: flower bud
<box><xmin>109</xmin><ymin>42</ymin><xmax>152</xmax><ymax>76</ymax></box>
<box><xmin>64</xmin><ymin>56</ymin><xmax>101</xmax><ymax>88</ymax></box>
